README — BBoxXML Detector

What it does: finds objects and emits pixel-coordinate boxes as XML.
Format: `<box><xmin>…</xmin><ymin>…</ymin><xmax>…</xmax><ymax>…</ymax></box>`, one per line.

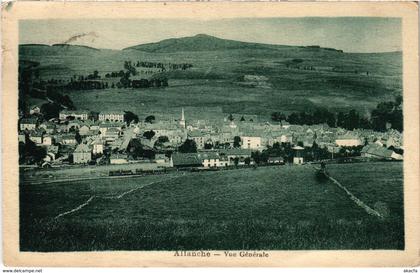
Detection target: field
<box><xmin>20</xmin><ymin>162</ymin><xmax>404</xmax><ymax>251</ymax></box>
<box><xmin>20</xmin><ymin>37</ymin><xmax>402</xmax><ymax>120</ymax></box>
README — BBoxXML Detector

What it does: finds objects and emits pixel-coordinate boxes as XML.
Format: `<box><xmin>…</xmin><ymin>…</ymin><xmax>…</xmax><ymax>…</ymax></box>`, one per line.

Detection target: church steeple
<box><xmin>179</xmin><ymin>107</ymin><xmax>186</xmax><ymax>128</ymax></box>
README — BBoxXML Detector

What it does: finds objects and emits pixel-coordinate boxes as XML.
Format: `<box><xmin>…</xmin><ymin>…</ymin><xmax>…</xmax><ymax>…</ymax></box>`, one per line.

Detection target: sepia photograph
<box><xmin>17</xmin><ymin>16</ymin><xmax>405</xmax><ymax>251</ymax></box>
<box><xmin>2</xmin><ymin>1</ymin><xmax>419</xmax><ymax>268</ymax></box>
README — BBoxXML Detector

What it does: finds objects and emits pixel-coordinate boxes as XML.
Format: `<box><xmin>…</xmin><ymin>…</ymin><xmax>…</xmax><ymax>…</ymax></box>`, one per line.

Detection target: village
<box><xmin>18</xmin><ymin>106</ymin><xmax>403</xmax><ymax>174</ymax></box>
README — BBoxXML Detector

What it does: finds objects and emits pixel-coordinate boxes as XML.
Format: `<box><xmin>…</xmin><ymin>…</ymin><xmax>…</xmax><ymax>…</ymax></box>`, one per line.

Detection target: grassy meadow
<box><xmin>20</xmin><ymin>162</ymin><xmax>404</xmax><ymax>251</ymax></box>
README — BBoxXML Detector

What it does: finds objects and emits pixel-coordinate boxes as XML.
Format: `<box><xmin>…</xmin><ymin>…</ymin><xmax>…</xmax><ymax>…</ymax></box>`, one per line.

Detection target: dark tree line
<box><xmin>66</xmin><ymin>80</ymin><xmax>108</xmax><ymax>91</ymax></box>
<box><xmin>18</xmin><ymin>134</ymin><xmax>47</xmax><ymax>164</ymax></box>
<box><xmin>271</xmin><ymin>96</ymin><xmax>403</xmax><ymax>132</ymax></box>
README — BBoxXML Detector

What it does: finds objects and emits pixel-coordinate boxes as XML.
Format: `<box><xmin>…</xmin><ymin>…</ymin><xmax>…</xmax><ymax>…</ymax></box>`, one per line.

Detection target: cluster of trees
<box><xmin>178</xmin><ymin>139</ymin><xmax>197</xmax><ymax>153</ymax></box>
<box><xmin>46</xmin><ymin>90</ymin><xmax>75</xmax><ymax>109</ymax></box>
<box><xmin>18</xmin><ymin>134</ymin><xmax>47</xmax><ymax>164</ymax></box>
<box><xmin>126</xmin><ymin>139</ymin><xmax>155</xmax><ymax>160</ymax></box>
<box><xmin>131</xmin><ymin>77</ymin><xmax>169</xmax><ymax>88</ymax></box>
<box><xmin>271</xmin><ymin>96</ymin><xmax>403</xmax><ymax>132</ymax></box>
<box><xmin>251</xmin><ymin>141</ymin><xmax>363</xmax><ymax>165</ymax></box>
<box><xmin>143</xmin><ymin>130</ymin><xmax>156</xmax><ymax>140</ymax></box>
<box><xmin>105</xmin><ymin>70</ymin><xmax>126</xmax><ymax>78</ymax></box>
<box><xmin>66</xmin><ymin>80</ymin><xmax>108</xmax><ymax>91</ymax></box>
<box><xmin>132</xmin><ymin>61</ymin><xmax>193</xmax><ymax>71</ymax></box>
<box><xmin>124</xmin><ymin>111</ymin><xmax>139</xmax><ymax>125</ymax></box>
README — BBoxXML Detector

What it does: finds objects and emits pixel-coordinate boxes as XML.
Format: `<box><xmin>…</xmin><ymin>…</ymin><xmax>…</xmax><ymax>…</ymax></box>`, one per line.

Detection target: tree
<box><xmin>233</xmin><ymin>157</ymin><xmax>239</xmax><ymax>167</ymax></box>
<box><xmin>124</xmin><ymin>111</ymin><xmax>139</xmax><ymax>125</ymax></box>
<box><xmin>145</xmin><ymin>115</ymin><xmax>156</xmax><ymax>124</ymax></box>
<box><xmin>178</xmin><ymin>139</ymin><xmax>197</xmax><ymax>153</ymax></box>
<box><xmin>40</xmin><ymin>103</ymin><xmax>60</xmax><ymax>120</ymax></box>
<box><xmin>75</xmin><ymin>131</ymin><xmax>82</xmax><ymax>144</ymax></box>
<box><xmin>157</xmin><ymin>136</ymin><xmax>169</xmax><ymax>143</ymax></box>
<box><xmin>228</xmin><ymin>114</ymin><xmax>234</xmax><ymax>121</ymax></box>
<box><xmin>233</xmin><ymin>136</ymin><xmax>241</xmax><ymax>148</ymax></box>
<box><xmin>240</xmin><ymin>116</ymin><xmax>245</xmax><ymax>122</ymax></box>
<box><xmin>271</xmin><ymin>112</ymin><xmax>286</xmax><ymax>122</ymax></box>
<box><xmin>154</xmin><ymin>136</ymin><xmax>169</xmax><ymax>148</ymax></box>
<box><xmin>143</xmin><ymin>130</ymin><xmax>156</xmax><ymax>140</ymax></box>
<box><xmin>204</xmin><ymin>142</ymin><xmax>213</xmax><ymax>150</ymax></box>
<box><xmin>244</xmin><ymin>157</ymin><xmax>251</xmax><ymax>165</ymax></box>
<box><xmin>127</xmin><ymin>138</ymin><xmax>155</xmax><ymax>159</ymax></box>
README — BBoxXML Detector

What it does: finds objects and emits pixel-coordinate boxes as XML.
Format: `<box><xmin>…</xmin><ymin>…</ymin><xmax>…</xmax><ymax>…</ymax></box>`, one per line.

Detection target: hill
<box><xmin>124</xmin><ymin>34</ymin><xmax>284</xmax><ymax>52</ymax></box>
<box><xmin>19</xmin><ymin>36</ymin><xmax>402</xmax><ymax>119</ymax></box>
<box><xmin>123</xmin><ymin>34</ymin><xmax>344</xmax><ymax>53</ymax></box>
<box><xmin>19</xmin><ymin>43</ymin><xmax>99</xmax><ymax>57</ymax></box>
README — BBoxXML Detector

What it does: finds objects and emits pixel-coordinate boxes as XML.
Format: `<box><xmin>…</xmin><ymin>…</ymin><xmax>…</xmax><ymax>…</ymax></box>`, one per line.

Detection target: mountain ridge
<box><xmin>123</xmin><ymin>34</ymin><xmax>344</xmax><ymax>53</ymax></box>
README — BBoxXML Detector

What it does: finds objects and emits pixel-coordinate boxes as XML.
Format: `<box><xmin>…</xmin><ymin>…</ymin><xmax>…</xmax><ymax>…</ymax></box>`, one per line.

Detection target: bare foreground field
<box><xmin>20</xmin><ymin>162</ymin><xmax>403</xmax><ymax>251</ymax></box>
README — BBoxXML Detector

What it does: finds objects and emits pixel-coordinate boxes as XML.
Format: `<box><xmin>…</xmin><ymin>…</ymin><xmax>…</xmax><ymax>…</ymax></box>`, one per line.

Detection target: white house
<box><xmin>241</xmin><ymin>136</ymin><xmax>262</xmax><ymax>150</ymax></box>
<box><xmin>198</xmin><ymin>152</ymin><xmax>221</xmax><ymax>168</ymax></box>
<box><xmin>110</xmin><ymin>154</ymin><xmax>128</xmax><ymax>164</ymax></box>
<box><xmin>278</xmin><ymin>134</ymin><xmax>293</xmax><ymax>144</ymax></box>
<box><xmin>61</xmin><ymin>134</ymin><xmax>77</xmax><ymax>145</ymax></box>
<box><xmin>361</xmin><ymin>145</ymin><xmax>403</xmax><ymax>161</ymax></box>
<box><xmin>293</xmin><ymin>146</ymin><xmax>304</xmax><ymax>164</ymax></box>
<box><xmin>42</xmin><ymin>135</ymin><xmax>53</xmax><ymax>146</ymax></box>
<box><xmin>20</xmin><ymin>117</ymin><xmax>38</xmax><ymax>131</ymax></box>
<box><xmin>29</xmin><ymin>106</ymin><xmax>41</xmax><ymax>115</ymax></box>
<box><xmin>335</xmin><ymin>134</ymin><xmax>362</xmax><ymax>147</ymax></box>
<box><xmin>59</xmin><ymin>110</ymin><xmax>90</xmax><ymax>121</ymax></box>
<box><xmin>73</xmin><ymin>143</ymin><xmax>91</xmax><ymax>164</ymax></box>
<box><xmin>91</xmin><ymin>139</ymin><xmax>104</xmax><ymax>155</ymax></box>
<box><xmin>99</xmin><ymin>111</ymin><xmax>125</xmax><ymax>122</ymax></box>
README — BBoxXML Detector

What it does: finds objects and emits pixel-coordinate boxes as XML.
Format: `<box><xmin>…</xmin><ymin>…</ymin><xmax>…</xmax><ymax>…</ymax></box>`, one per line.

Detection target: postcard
<box><xmin>2</xmin><ymin>1</ymin><xmax>419</xmax><ymax>267</ymax></box>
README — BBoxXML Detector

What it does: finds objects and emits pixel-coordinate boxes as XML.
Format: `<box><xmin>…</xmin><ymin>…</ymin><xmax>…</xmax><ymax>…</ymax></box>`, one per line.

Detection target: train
<box><xmin>108</xmin><ymin>168</ymin><xmax>171</xmax><ymax>177</ymax></box>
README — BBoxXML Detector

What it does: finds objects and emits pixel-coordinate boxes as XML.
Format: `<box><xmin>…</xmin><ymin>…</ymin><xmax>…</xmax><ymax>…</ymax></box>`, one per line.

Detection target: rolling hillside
<box><xmin>19</xmin><ymin>35</ymin><xmax>402</xmax><ymax>119</ymax></box>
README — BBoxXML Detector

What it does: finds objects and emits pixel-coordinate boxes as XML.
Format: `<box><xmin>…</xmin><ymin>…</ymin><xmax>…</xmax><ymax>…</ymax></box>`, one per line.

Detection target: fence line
<box><xmin>308</xmin><ymin>165</ymin><xmax>383</xmax><ymax>218</ymax></box>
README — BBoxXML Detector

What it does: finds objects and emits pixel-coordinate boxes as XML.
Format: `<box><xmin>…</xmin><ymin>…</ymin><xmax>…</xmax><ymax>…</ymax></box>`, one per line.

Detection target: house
<box><xmin>44</xmin><ymin>145</ymin><xmax>59</xmax><ymax>162</ymax></box>
<box><xmin>335</xmin><ymin>134</ymin><xmax>362</xmax><ymax>147</ymax></box>
<box><xmin>99</xmin><ymin>122</ymin><xmax>123</xmax><ymax>135</ymax></box>
<box><xmin>197</xmin><ymin>152</ymin><xmax>224</xmax><ymax>168</ymax></box>
<box><xmin>39</xmin><ymin>122</ymin><xmax>56</xmax><ymax>134</ymax></box>
<box><xmin>29</xmin><ymin>131</ymin><xmax>43</xmax><ymax>144</ymax></box>
<box><xmin>109</xmin><ymin>154</ymin><xmax>128</xmax><ymax>164</ymax></box>
<box><xmin>170</xmin><ymin>153</ymin><xmax>203</xmax><ymax>168</ymax></box>
<box><xmin>60</xmin><ymin>134</ymin><xmax>77</xmax><ymax>145</ymax></box>
<box><xmin>154</xmin><ymin>154</ymin><xmax>167</xmax><ymax>164</ymax></box>
<box><xmin>29</xmin><ymin>106</ymin><xmax>41</xmax><ymax>115</ymax></box>
<box><xmin>99</xmin><ymin>111</ymin><xmax>125</xmax><ymax>122</ymax></box>
<box><xmin>188</xmin><ymin>131</ymin><xmax>209</xmax><ymax>149</ymax></box>
<box><xmin>278</xmin><ymin>134</ymin><xmax>293</xmax><ymax>144</ymax></box>
<box><xmin>219</xmin><ymin>149</ymin><xmax>252</xmax><ymax>166</ymax></box>
<box><xmin>241</xmin><ymin>136</ymin><xmax>262</xmax><ymax>150</ymax></box>
<box><xmin>73</xmin><ymin>144</ymin><xmax>92</xmax><ymax>164</ymax></box>
<box><xmin>18</xmin><ymin>132</ymin><xmax>26</xmax><ymax>143</ymax></box>
<box><xmin>293</xmin><ymin>146</ymin><xmax>304</xmax><ymax>164</ymax></box>
<box><xmin>267</xmin><ymin>156</ymin><xmax>284</xmax><ymax>164</ymax></box>
<box><xmin>361</xmin><ymin>145</ymin><xmax>403</xmax><ymax>161</ymax></box>
<box><xmin>103</xmin><ymin>128</ymin><xmax>120</xmax><ymax>143</ymax></box>
<box><xmin>20</xmin><ymin>117</ymin><xmax>38</xmax><ymax>131</ymax></box>
<box><xmin>91</xmin><ymin>139</ymin><xmax>104</xmax><ymax>155</ymax></box>
<box><xmin>79</xmin><ymin>125</ymin><xmax>91</xmax><ymax>136</ymax></box>
<box><xmin>42</xmin><ymin>135</ymin><xmax>53</xmax><ymax>146</ymax></box>
<box><xmin>59</xmin><ymin>110</ymin><xmax>90</xmax><ymax>120</ymax></box>
<box><xmin>67</xmin><ymin>120</ymin><xmax>84</xmax><ymax>131</ymax></box>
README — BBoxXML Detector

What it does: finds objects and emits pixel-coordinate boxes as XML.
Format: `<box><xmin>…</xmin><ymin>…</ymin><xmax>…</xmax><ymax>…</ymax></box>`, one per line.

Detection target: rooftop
<box><xmin>74</xmin><ymin>143</ymin><xmax>91</xmax><ymax>153</ymax></box>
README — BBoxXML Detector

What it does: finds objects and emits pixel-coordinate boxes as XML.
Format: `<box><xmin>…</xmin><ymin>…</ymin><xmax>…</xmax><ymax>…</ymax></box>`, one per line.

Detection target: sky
<box><xmin>19</xmin><ymin>17</ymin><xmax>401</xmax><ymax>53</ymax></box>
